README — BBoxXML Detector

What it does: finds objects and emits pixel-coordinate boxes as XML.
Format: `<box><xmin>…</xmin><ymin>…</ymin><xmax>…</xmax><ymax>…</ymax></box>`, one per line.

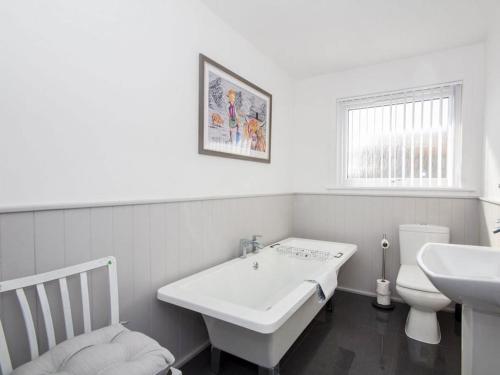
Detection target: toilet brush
<box><xmin>372</xmin><ymin>234</ymin><xmax>395</xmax><ymax>310</ymax></box>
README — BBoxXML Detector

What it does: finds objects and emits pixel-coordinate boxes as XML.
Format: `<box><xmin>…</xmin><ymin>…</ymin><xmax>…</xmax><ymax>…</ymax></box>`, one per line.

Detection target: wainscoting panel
<box><xmin>293</xmin><ymin>194</ymin><xmax>480</xmax><ymax>297</ymax></box>
<box><xmin>480</xmin><ymin>199</ymin><xmax>500</xmax><ymax>248</ymax></box>
<box><xmin>0</xmin><ymin>194</ymin><xmax>294</xmax><ymax>368</ymax></box>
<box><xmin>0</xmin><ymin>193</ymin><xmax>484</xmax><ymax>369</ymax></box>
<box><xmin>0</xmin><ymin>213</ymin><xmax>36</xmax><ymax>368</ymax></box>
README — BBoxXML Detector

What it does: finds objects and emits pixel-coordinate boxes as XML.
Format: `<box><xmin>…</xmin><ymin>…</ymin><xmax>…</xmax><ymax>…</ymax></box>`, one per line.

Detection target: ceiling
<box><xmin>203</xmin><ymin>0</ymin><xmax>489</xmax><ymax>78</ymax></box>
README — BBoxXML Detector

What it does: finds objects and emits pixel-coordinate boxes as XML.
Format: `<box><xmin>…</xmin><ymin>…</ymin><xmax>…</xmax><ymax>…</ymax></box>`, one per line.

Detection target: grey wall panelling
<box><xmin>0</xmin><ymin>195</ymin><xmax>293</xmax><ymax>368</ymax></box>
<box><xmin>0</xmin><ymin>193</ymin><xmax>483</xmax><ymax>369</ymax></box>
<box><xmin>293</xmin><ymin>194</ymin><xmax>480</xmax><ymax>298</ymax></box>
<box><xmin>480</xmin><ymin>200</ymin><xmax>500</xmax><ymax>248</ymax></box>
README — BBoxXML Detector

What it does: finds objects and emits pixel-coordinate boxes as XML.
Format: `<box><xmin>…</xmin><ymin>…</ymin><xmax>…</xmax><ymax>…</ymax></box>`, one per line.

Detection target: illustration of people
<box><xmin>227</xmin><ymin>89</ymin><xmax>240</xmax><ymax>144</ymax></box>
<box><xmin>250</xmin><ymin>128</ymin><xmax>258</xmax><ymax>150</ymax></box>
<box><xmin>211</xmin><ymin>112</ymin><xmax>224</xmax><ymax>127</ymax></box>
<box><xmin>245</xmin><ymin>113</ymin><xmax>266</xmax><ymax>152</ymax></box>
<box><xmin>256</xmin><ymin>126</ymin><xmax>266</xmax><ymax>152</ymax></box>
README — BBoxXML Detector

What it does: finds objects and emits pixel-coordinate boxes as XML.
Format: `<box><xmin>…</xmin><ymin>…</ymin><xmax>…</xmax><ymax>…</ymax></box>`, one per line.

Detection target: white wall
<box><xmin>482</xmin><ymin>23</ymin><xmax>500</xmax><ymax>200</ymax></box>
<box><xmin>0</xmin><ymin>0</ymin><xmax>293</xmax><ymax>208</ymax></box>
<box><xmin>0</xmin><ymin>2</ymin><xmax>489</xmax><ymax>207</ymax></box>
<box><xmin>292</xmin><ymin>44</ymin><xmax>485</xmax><ymax>195</ymax></box>
<box><xmin>479</xmin><ymin>3</ymin><xmax>500</xmax><ymax>248</ymax></box>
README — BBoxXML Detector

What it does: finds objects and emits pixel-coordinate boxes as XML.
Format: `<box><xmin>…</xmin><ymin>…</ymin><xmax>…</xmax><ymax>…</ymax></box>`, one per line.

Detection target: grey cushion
<box><xmin>12</xmin><ymin>324</ymin><xmax>175</xmax><ymax>375</ymax></box>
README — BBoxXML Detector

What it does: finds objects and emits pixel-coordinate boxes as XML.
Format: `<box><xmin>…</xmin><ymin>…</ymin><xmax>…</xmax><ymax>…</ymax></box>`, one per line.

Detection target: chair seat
<box><xmin>12</xmin><ymin>324</ymin><xmax>175</xmax><ymax>375</ymax></box>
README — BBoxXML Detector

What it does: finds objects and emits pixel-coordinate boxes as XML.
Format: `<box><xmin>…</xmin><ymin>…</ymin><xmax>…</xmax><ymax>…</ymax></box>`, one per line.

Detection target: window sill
<box><xmin>323</xmin><ymin>185</ymin><xmax>478</xmax><ymax>198</ymax></box>
<box><xmin>479</xmin><ymin>197</ymin><xmax>500</xmax><ymax>206</ymax></box>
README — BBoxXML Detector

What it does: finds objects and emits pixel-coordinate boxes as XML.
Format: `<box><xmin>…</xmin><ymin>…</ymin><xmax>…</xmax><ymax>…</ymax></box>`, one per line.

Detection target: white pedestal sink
<box><xmin>417</xmin><ymin>243</ymin><xmax>500</xmax><ymax>375</ymax></box>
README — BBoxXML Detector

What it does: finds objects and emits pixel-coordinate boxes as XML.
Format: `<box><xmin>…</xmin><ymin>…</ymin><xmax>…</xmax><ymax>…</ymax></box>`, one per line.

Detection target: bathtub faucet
<box><xmin>239</xmin><ymin>235</ymin><xmax>264</xmax><ymax>258</ymax></box>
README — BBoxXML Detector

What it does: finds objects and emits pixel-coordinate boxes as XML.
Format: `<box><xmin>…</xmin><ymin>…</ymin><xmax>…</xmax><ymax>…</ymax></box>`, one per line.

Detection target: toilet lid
<box><xmin>396</xmin><ymin>265</ymin><xmax>440</xmax><ymax>294</ymax></box>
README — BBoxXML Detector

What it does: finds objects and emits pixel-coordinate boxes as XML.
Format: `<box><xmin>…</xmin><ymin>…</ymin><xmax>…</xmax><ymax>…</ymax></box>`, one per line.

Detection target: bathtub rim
<box><xmin>158</xmin><ymin>279</ymin><xmax>317</xmax><ymax>334</ymax></box>
<box><xmin>157</xmin><ymin>238</ymin><xmax>357</xmax><ymax>334</ymax></box>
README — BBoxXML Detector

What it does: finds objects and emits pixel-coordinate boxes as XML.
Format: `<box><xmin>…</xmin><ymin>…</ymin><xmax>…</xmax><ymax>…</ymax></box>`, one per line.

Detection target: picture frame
<box><xmin>199</xmin><ymin>54</ymin><xmax>272</xmax><ymax>163</ymax></box>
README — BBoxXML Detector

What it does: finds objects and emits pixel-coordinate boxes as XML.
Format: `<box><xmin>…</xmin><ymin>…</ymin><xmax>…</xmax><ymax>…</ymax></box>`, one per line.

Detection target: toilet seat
<box><xmin>396</xmin><ymin>265</ymin><xmax>439</xmax><ymax>293</ymax></box>
<box><xmin>396</xmin><ymin>284</ymin><xmax>450</xmax><ymax>309</ymax></box>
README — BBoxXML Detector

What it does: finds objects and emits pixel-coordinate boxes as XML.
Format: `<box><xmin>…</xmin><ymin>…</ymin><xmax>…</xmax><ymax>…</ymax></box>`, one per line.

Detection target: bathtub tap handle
<box><xmin>240</xmin><ymin>238</ymin><xmax>251</xmax><ymax>258</ymax></box>
<box><xmin>251</xmin><ymin>235</ymin><xmax>264</xmax><ymax>253</ymax></box>
<box><xmin>240</xmin><ymin>236</ymin><xmax>264</xmax><ymax>258</ymax></box>
<box><xmin>494</xmin><ymin>219</ymin><xmax>500</xmax><ymax>234</ymax></box>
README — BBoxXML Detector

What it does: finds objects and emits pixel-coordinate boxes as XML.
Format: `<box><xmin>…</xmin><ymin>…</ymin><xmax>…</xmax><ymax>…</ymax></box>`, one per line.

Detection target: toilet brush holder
<box><xmin>372</xmin><ymin>235</ymin><xmax>395</xmax><ymax>310</ymax></box>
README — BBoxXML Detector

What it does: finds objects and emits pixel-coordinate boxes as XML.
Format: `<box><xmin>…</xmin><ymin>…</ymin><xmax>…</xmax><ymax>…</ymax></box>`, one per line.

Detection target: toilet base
<box><xmin>405</xmin><ymin>307</ymin><xmax>441</xmax><ymax>344</ymax></box>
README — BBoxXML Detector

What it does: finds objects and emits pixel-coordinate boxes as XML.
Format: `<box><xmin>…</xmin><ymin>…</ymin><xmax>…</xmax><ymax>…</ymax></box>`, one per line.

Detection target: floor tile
<box><xmin>181</xmin><ymin>291</ymin><xmax>461</xmax><ymax>375</ymax></box>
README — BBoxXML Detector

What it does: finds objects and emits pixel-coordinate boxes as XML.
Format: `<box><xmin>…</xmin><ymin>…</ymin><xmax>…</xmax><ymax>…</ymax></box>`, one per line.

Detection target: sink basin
<box><xmin>418</xmin><ymin>242</ymin><xmax>500</xmax><ymax>375</ymax></box>
<box><xmin>417</xmin><ymin>243</ymin><xmax>500</xmax><ymax>314</ymax></box>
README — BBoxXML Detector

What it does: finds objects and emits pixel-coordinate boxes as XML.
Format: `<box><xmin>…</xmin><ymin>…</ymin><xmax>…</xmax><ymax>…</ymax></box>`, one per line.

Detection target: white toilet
<box><xmin>396</xmin><ymin>224</ymin><xmax>451</xmax><ymax>344</ymax></box>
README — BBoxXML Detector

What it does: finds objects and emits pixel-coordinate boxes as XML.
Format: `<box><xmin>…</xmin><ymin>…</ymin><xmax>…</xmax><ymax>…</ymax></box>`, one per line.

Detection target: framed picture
<box><xmin>199</xmin><ymin>54</ymin><xmax>272</xmax><ymax>163</ymax></box>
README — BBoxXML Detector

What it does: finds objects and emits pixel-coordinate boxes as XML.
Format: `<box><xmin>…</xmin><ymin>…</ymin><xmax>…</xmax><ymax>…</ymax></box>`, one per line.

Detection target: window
<box><xmin>337</xmin><ymin>82</ymin><xmax>462</xmax><ymax>188</ymax></box>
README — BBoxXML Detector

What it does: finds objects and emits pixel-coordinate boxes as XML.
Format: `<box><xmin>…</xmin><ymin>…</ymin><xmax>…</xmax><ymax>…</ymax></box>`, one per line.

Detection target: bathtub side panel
<box><xmin>203</xmin><ymin>293</ymin><xmax>324</xmax><ymax>368</ymax></box>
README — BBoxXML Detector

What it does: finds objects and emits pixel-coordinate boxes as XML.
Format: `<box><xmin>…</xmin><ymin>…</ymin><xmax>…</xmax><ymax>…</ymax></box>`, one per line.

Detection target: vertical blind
<box><xmin>339</xmin><ymin>83</ymin><xmax>462</xmax><ymax>187</ymax></box>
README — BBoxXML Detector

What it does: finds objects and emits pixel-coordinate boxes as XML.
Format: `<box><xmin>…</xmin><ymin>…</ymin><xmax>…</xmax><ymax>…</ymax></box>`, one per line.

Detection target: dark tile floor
<box><xmin>181</xmin><ymin>291</ymin><xmax>461</xmax><ymax>375</ymax></box>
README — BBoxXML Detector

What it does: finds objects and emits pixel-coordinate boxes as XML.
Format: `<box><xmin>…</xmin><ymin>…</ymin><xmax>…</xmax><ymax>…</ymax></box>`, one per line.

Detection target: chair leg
<box><xmin>258</xmin><ymin>364</ymin><xmax>280</xmax><ymax>375</ymax></box>
<box><xmin>210</xmin><ymin>346</ymin><xmax>221</xmax><ymax>374</ymax></box>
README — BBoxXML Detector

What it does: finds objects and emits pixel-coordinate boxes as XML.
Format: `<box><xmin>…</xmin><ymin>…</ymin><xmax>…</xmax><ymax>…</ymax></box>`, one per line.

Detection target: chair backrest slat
<box><xmin>107</xmin><ymin>260</ymin><xmax>119</xmax><ymax>324</ymax></box>
<box><xmin>0</xmin><ymin>320</ymin><xmax>13</xmax><ymax>374</ymax></box>
<box><xmin>0</xmin><ymin>257</ymin><xmax>114</xmax><ymax>293</ymax></box>
<box><xmin>79</xmin><ymin>272</ymin><xmax>92</xmax><ymax>334</ymax></box>
<box><xmin>36</xmin><ymin>284</ymin><xmax>56</xmax><ymax>349</ymax></box>
<box><xmin>15</xmin><ymin>289</ymin><xmax>39</xmax><ymax>360</ymax></box>
<box><xmin>58</xmin><ymin>277</ymin><xmax>74</xmax><ymax>339</ymax></box>
<box><xmin>0</xmin><ymin>256</ymin><xmax>117</xmax><ymax>374</ymax></box>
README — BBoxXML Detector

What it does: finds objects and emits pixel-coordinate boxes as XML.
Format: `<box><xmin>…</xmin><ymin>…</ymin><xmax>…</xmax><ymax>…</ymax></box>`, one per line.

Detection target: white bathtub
<box><xmin>157</xmin><ymin>238</ymin><xmax>356</xmax><ymax>373</ymax></box>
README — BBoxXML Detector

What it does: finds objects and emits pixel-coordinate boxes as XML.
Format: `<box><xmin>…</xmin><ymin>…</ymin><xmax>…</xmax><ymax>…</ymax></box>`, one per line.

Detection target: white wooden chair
<box><xmin>0</xmin><ymin>256</ymin><xmax>181</xmax><ymax>375</ymax></box>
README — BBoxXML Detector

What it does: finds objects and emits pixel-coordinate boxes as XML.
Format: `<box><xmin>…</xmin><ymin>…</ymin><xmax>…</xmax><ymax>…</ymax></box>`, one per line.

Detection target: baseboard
<box><xmin>336</xmin><ymin>286</ymin><xmax>454</xmax><ymax>312</ymax></box>
<box><xmin>174</xmin><ymin>340</ymin><xmax>210</xmax><ymax>368</ymax></box>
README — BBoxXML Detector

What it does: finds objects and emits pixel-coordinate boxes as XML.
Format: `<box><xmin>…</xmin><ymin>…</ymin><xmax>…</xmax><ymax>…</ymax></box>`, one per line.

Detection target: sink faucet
<box><xmin>239</xmin><ymin>235</ymin><xmax>264</xmax><ymax>258</ymax></box>
<box><xmin>494</xmin><ymin>219</ymin><xmax>500</xmax><ymax>234</ymax></box>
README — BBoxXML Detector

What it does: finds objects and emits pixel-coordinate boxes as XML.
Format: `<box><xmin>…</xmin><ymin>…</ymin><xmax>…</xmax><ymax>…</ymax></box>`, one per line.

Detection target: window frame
<box><xmin>335</xmin><ymin>82</ymin><xmax>463</xmax><ymax>189</ymax></box>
